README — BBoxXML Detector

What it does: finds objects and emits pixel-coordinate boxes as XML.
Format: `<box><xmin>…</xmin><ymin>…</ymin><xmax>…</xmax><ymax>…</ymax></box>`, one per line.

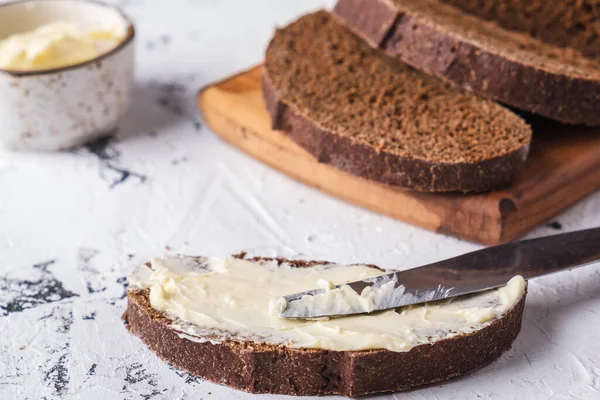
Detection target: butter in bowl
<box><xmin>0</xmin><ymin>0</ymin><xmax>135</xmax><ymax>151</ymax></box>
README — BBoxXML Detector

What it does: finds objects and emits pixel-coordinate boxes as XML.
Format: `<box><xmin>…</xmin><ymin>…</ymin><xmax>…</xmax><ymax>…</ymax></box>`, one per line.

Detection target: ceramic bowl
<box><xmin>0</xmin><ymin>0</ymin><xmax>135</xmax><ymax>151</ymax></box>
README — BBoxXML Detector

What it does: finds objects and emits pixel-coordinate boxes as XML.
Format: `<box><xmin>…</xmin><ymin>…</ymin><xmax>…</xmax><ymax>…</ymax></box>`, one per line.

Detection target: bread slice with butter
<box><xmin>123</xmin><ymin>255</ymin><xmax>527</xmax><ymax>396</ymax></box>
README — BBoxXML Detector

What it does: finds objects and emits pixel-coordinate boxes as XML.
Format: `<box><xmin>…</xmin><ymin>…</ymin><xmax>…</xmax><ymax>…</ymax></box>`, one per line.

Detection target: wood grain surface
<box><xmin>198</xmin><ymin>65</ymin><xmax>600</xmax><ymax>245</ymax></box>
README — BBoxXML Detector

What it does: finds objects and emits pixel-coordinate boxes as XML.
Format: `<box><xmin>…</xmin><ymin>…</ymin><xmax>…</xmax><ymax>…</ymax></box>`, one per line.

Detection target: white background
<box><xmin>1</xmin><ymin>0</ymin><xmax>599</xmax><ymax>399</ymax></box>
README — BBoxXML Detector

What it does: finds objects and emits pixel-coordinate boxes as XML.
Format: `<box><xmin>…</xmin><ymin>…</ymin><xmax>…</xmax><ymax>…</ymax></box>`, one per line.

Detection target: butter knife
<box><xmin>279</xmin><ymin>227</ymin><xmax>600</xmax><ymax>319</ymax></box>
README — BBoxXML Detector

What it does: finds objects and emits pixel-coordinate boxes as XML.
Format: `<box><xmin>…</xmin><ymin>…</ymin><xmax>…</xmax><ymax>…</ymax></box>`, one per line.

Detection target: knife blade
<box><xmin>278</xmin><ymin>227</ymin><xmax>600</xmax><ymax>319</ymax></box>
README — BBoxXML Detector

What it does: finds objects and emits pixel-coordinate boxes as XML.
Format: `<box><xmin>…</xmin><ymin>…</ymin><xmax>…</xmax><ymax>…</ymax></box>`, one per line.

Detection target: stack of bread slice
<box><xmin>264</xmin><ymin>0</ymin><xmax>600</xmax><ymax>193</ymax></box>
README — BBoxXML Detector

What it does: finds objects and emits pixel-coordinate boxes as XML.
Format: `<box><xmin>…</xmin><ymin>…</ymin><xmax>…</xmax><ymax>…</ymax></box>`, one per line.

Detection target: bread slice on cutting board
<box><xmin>123</xmin><ymin>255</ymin><xmax>527</xmax><ymax>397</ymax></box>
<box><xmin>263</xmin><ymin>11</ymin><xmax>531</xmax><ymax>193</ymax></box>
<box><xmin>334</xmin><ymin>0</ymin><xmax>600</xmax><ymax>126</ymax></box>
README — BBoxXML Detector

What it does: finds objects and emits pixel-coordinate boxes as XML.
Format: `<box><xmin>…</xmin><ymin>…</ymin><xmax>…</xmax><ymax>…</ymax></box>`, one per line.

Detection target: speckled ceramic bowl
<box><xmin>0</xmin><ymin>0</ymin><xmax>135</xmax><ymax>151</ymax></box>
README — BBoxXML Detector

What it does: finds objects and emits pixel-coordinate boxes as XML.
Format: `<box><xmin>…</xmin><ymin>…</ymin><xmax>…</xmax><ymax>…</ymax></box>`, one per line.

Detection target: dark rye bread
<box><xmin>334</xmin><ymin>0</ymin><xmax>600</xmax><ymax>125</ymax></box>
<box><xmin>123</xmin><ymin>256</ymin><xmax>527</xmax><ymax>397</ymax></box>
<box><xmin>441</xmin><ymin>0</ymin><xmax>600</xmax><ymax>58</ymax></box>
<box><xmin>263</xmin><ymin>12</ymin><xmax>531</xmax><ymax>193</ymax></box>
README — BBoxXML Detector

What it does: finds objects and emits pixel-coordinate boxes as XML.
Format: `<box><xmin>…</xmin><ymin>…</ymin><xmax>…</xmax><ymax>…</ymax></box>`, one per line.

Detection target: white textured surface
<box><xmin>1</xmin><ymin>1</ymin><xmax>599</xmax><ymax>399</ymax></box>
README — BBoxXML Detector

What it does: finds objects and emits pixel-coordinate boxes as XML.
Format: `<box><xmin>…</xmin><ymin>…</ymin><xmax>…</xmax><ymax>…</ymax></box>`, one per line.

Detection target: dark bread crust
<box><xmin>334</xmin><ymin>0</ymin><xmax>600</xmax><ymax>126</ymax></box>
<box><xmin>123</xmin><ymin>257</ymin><xmax>527</xmax><ymax>397</ymax></box>
<box><xmin>263</xmin><ymin>71</ymin><xmax>529</xmax><ymax>193</ymax></box>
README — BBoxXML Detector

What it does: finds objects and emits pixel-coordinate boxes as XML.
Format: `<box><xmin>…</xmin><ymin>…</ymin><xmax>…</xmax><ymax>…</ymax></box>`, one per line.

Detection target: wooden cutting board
<box><xmin>198</xmin><ymin>65</ymin><xmax>600</xmax><ymax>245</ymax></box>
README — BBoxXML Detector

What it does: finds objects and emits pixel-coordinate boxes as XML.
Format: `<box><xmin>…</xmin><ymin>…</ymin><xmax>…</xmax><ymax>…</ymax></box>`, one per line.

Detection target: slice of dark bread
<box><xmin>123</xmin><ymin>256</ymin><xmax>527</xmax><ymax>397</ymax></box>
<box><xmin>263</xmin><ymin>11</ymin><xmax>531</xmax><ymax>193</ymax></box>
<box><xmin>334</xmin><ymin>0</ymin><xmax>600</xmax><ymax>125</ymax></box>
<box><xmin>440</xmin><ymin>0</ymin><xmax>600</xmax><ymax>58</ymax></box>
